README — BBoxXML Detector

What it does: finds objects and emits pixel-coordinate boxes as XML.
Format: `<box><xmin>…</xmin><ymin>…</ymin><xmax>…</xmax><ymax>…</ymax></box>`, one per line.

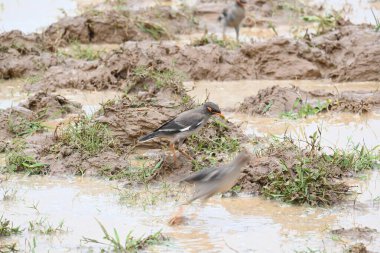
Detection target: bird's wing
<box><xmin>181</xmin><ymin>166</ymin><xmax>221</xmax><ymax>184</ymax></box>
<box><xmin>153</xmin><ymin>110</ymin><xmax>205</xmax><ymax>134</ymax></box>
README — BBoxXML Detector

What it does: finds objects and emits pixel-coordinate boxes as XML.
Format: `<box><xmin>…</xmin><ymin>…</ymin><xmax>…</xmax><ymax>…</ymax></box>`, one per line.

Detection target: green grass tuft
<box><xmin>261</xmin><ymin>131</ymin><xmax>379</xmax><ymax>206</ymax></box>
<box><xmin>0</xmin><ymin>216</ymin><xmax>22</xmax><ymax>237</ymax></box>
<box><xmin>82</xmin><ymin>220</ymin><xmax>167</xmax><ymax>252</ymax></box>
<box><xmin>57</xmin><ymin>117</ymin><xmax>115</xmax><ymax>155</ymax></box>
<box><xmin>5</xmin><ymin>151</ymin><xmax>49</xmax><ymax>175</ymax></box>
<box><xmin>136</xmin><ymin>21</ymin><xmax>170</xmax><ymax>40</ymax></box>
<box><xmin>191</xmin><ymin>33</ymin><xmax>240</xmax><ymax>49</ymax></box>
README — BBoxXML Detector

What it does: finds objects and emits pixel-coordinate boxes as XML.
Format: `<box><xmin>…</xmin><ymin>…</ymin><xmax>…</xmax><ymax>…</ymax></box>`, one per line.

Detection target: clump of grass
<box><xmin>58</xmin><ymin>41</ymin><xmax>102</xmax><ymax>61</ymax></box>
<box><xmin>5</xmin><ymin>151</ymin><xmax>49</xmax><ymax>175</ymax></box>
<box><xmin>187</xmin><ymin>118</ymin><xmax>240</xmax><ymax>171</ymax></box>
<box><xmin>191</xmin><ymin>33</ymin><xmax>240</xmax><ymax>49</ymax></box>
<box><xmin>7</xmin><ymin>112</ymin><xmax>46</xmax><ymax>137</ymax></box>
<box><xmin>0</xmin><ymin>243</ymin><xmax>18</xmax><ymax>253</ymax></box>
<box><xmin>280</xmin><ymin>98</ymin><xmax>331</xmax><ymax>119</ymax></box>
<box><xmin>136</xmin><ymin>21</ymin><xmax>170</xmax><ymax>40</ymax></box>
<box><xmin>0</xmin><ymin>216</ymin><xmax>22</xmax><ymax>237</ymax></box>
<box><xmin>99</xmin><ymin>158</ymin><xmax>163</xmax><ymax>182</ymax></box>
<box><xmin>261</xmin><ymin>131</ymin><xmax>379</xmax><ymax>206</ymax></box>
<box><xmin>28</xmin><ymin>218</ymin><xmax>66</xmax><ymax>235</ymax></box>
<box><xmin>371</xmin><ymin>8</ymin><xmax>380</xmax><ymax>32</ymax></box>
<box><xmin>23</xmin><ymin>73</ymin><xmax>43</xmax><ymax>85</ymax></box>
<box><xmin>130</xmin><ymin>66</ymin><xmax>185</xmax><ymax>90</ymax></box>
<box><xmin>302</xmin><ymin>11</ymin><xmax>343</xmax><ymax>35</ymax></box>
<box><xmin>82</xmin><ymin>220</ymin><xmax>167</xmax><ymax>252</ymax></box>
<box><xmin>56</xmin><ymin>117</ymin><xmax>115</xmax><ymax>155</ymax></box>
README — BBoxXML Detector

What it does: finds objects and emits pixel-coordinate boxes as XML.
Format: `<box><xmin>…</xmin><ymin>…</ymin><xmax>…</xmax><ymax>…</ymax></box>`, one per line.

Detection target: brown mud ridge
<box><xmin>2</xmin><ymin>25</ymin><xmax>380</xmax><ymax>86</ymax></box>
<box><xmin>43</xmin><ymin>7</ymin><xmax>198</xmax><ymax>46</ymax></box>
<box><xmin>24</xmin><ymin>86</ymin><xmax>245</xmax><ymax>179</ymax></box>
<box><xmin>0</xmin><ymin>92</ymin><xmax>82</xmax><ymax>146</ymax></box>
<box><xmin>332</xmin><ymin>227</ymin><xmax>378</xmax><ymax>253</ymax></box>
<box><xmin>238</xmin><ymin>85</ymin><xmax>380</xmax><ymax>116</ymax></box>
<box><xmin>20</xmin><ymin>91</ymin><xmax>83</xmax><ymax>119</ymax></box>
<box><xmin>238</xmin><ymin>136</ymin><xmax>351</xmax><ymax>205</ymax></box>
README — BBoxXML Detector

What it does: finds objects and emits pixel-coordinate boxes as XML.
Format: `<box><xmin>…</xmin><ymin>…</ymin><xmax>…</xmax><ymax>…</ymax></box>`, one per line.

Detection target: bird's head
<box><xmin>203</xmin><ymin>102</ymin><xmax>224</xmax><ymax>118</ymax></box>
<box><xmin>236</xmin><ymin>0</ymin><xmax>247</xmax><ymax>7</ymax></box>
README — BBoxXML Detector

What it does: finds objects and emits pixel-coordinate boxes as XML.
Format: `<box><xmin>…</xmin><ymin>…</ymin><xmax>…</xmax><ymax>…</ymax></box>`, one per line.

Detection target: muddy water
<box><xmin>0</xmin><ymin>171</ymin><xmax>379</xmax><ymax>252</ymax></box>
<box><xmin>0</xmin><ymin>79</ymin><xmax>123</xmax><ymax>115</ymax></box>
<box><xmin>311</xmin><ymin>0</ymin><xmax>380</xmax><ymax>25</ymax></box>
<box><xmin>185</xmin><ymin>80</ymin><xmax>380</xmax><ymax>150</ymax></box>
<box><xmin>0</xmin><ymin>0</ymin><xmax>77</xmax><ymax>33</ymax></box>
<box><xmin>0</xmin><ymin>79</ymin><xmax>27</xmax><ymax>110</ymax></box>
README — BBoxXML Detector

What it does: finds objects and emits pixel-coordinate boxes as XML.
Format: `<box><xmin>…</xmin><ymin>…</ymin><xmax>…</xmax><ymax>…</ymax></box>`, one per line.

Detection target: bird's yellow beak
<box><xmin>214</xmin><ymin>112</ymin><xmax>225</xmax><ymax>119</ymax></box>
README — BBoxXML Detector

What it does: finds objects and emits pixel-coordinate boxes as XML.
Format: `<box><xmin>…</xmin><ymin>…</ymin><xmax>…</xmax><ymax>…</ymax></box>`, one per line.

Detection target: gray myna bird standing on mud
<box><xmin>218</xmin><ymin>0</ymin><xmax>247</xmax><ymax>41</ymax></box>
<box><xmin>169</xmin><ymin>151</ymin><xmax>251</xmax><ymax>225</ymax></box>
<box><xmin>138</xmin><ymin>102</ymin><xmax>224</xmax><ymax>164</ymax></box>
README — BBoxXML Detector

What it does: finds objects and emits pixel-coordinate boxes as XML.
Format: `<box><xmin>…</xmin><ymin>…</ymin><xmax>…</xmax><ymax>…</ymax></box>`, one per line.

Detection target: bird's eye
<box><xmin>207</xmin><ymin>107</ymin><xmax>212</xmax><ymax>112</ymax></box>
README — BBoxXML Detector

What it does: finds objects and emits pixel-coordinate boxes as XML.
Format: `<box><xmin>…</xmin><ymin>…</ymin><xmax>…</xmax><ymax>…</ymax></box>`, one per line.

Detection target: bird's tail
<box><xmin>138</xmin><ymin>132</ymin><xmax>158</xmax><ymax>142</ymax></box>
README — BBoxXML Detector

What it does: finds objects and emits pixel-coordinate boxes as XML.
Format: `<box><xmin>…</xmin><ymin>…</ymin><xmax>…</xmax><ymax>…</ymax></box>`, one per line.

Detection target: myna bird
<box><xmin>218</xmin><ymin>0</ymin><xmax>247</xmax><ymax>42</ymax></box>
<box><xmin>138</xmin><ymin>102</ymin><xmax>224</xmax><ymax>163</ymax></box>
<box><xmin>169</xmin><ymin>151</ymin><xmax>251</xmax><ymax>225</ymax></box>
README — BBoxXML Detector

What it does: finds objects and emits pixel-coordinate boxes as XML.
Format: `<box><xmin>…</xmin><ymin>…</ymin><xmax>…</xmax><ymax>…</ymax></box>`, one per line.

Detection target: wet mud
<box><xmin>2</xmin><ymin>24</ymin><xmax>380</xmax><ymax>91</ymax></box>
<box><xmin>239</xmin><ymin>85</ymin><xmax>380</xmax><ymax>116</ymax></box>
<box><xmin>20</xmin><ymin>91</ymin><xmax>83</xmax><ymax>119</ymax></box>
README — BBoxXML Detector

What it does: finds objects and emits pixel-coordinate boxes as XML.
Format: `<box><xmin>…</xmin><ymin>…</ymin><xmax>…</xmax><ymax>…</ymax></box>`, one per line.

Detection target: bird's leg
<box><xmin>223</xmin><ymin>24</ymin><xmax>227</xmax><ymax>41</ymax></box>
<box><xmin>168</xmin><ymin>205</ymin><xmax>186</xmax><ymax>226</ymax></box>
<box><xmin>179</xmin><ymin>149</ymin><xmax>194</xmax><ymax>161</ymax></box>
<box><xmin>170</xmin><ymin>143</ymin><xmax>177</xmax><ymax>167</ymax></box>
<box><xmin>235</xmin><ymin>26</ymin><xmax>240</xmax><ymax>42</ymax></box>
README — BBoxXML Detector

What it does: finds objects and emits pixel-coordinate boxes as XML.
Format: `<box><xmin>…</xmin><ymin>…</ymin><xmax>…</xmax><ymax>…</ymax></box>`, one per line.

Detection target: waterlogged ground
<box><xmin>0</xmin><ymin>170</ymin><xmax>379</xmax><ymax>252</ymax></box>
<box><xmin>1</xmin><ymin>78</ymin><xmax>380</xmax><ymax>252</ymax></box>
<box><xmin>1</xmin><ymin>0</ymin><xmax>380</xmax><ymax>252</ymax></box>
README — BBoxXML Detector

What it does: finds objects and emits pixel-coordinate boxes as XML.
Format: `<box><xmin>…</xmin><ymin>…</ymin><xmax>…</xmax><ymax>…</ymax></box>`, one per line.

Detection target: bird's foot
<box><xmin>168</xmin><ymin>215</ymin><xmax>186</xmax><ymax>226</ymax></box>
<box><xmin>168</xmin><ymin>206</ymin><xmax>186</xmax><ymax>226</ymax></box>
<box><xmin>179</xmin><ymin>149</ymin><xmax>194</xmax><ymax>161</ymax></box>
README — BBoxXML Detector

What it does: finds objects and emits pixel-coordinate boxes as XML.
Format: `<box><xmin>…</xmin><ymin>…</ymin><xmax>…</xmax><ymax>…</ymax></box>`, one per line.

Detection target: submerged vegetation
<box><xmin>0</xmin><ymin>216</ymin><xmax>22</xmax><ymax>237</ymax></box>
<box><xmin>82</xmin><ymin>220</ymin><xmax>167</xmax><ymax>252</ymax></box>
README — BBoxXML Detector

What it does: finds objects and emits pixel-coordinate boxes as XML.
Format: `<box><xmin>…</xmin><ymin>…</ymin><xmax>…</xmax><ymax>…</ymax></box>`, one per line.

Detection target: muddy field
<box><xmin>1</xmin><ymin>0</ymin><xmax>380</xmax><ymax>252</ymax></box>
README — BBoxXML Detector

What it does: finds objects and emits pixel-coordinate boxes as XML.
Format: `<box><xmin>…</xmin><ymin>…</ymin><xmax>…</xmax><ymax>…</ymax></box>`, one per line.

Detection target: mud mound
<box><xmin>348</xmin><ymin>243</ymin><xmax>368</xmax><ymax>253</ymax></box>
<box><xmin>43</xmin><ymin>7</ymin><xmax>197</xmax><ymax>46</ymax></box>
<box><xmin>313</xmin><ymin>25</ymin><xmax>380</xmax><ymax>81</ymax></box>
<box><xmin>237</xmin><ymin>136</ymin><xmax>353</xmax><ymax>205</ymax></box>
<box><xmin>239</xmin><ymin>85</ymin><xmax>380</xmax><ymax>116</ymax></box>
<box><xmin>0</xmin><ymin>107</ymin><xmax>39</xmax><ymax>140</ymax></box>
<box><xmin>331</xmin><ymin>227</ymin><xmax>378</xmax><ymax>241</ymax></box>
<box><xmin>238</xmin><ymin>85</ymin><xmax>308</xmax><ymax>116</ymax></box>
<box><xmin>19</xmin><ymin>91</ymin><xmax>83</xmax><ymax>119</ymax></box>
<box><xmin>0</xmin><ymin>31</ymin><xmax>58</xmax><ymax>79</ymax></box>
<box><xmin>43</xmin><ymin>10</ymin><xmax>144</xmax><ymax>46</ymax></box>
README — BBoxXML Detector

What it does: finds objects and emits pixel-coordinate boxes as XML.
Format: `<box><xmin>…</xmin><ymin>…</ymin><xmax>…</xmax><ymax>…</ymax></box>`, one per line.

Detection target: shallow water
<box><xmin>311</xmin><ymin>0</ymin><xmax>380</xmax><ymax>25</ymax></box>
<box><xmin>0</xmin><ymin>171</ymin><xmax>379</xmax><ymax>252</ymax></box>
<box><xmin>0</xmin><ymin>0</ymin><xmax>77</xmax><ymax>33</ymax></box>
<box><xmin>185</xmin><ymin>79</ymin><xmax>380</xmax><ymax>150</ymax></box>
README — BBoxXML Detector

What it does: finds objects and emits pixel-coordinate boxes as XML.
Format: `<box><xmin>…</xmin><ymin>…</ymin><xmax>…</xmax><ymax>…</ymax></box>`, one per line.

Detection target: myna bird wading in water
<box><xmin>218</xmin><ymin>0</ymin><xmax>247</xmax><ymax>42</ymax></box>
<box><xmin>169</xmin><ymin>151</ymin><xmax>251</xmax><ymax>225</ymax></box>
<box><xmin>138</xmin><ymin>102</ymin><xmax>224</xmax><ymax>164</ymax></box>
